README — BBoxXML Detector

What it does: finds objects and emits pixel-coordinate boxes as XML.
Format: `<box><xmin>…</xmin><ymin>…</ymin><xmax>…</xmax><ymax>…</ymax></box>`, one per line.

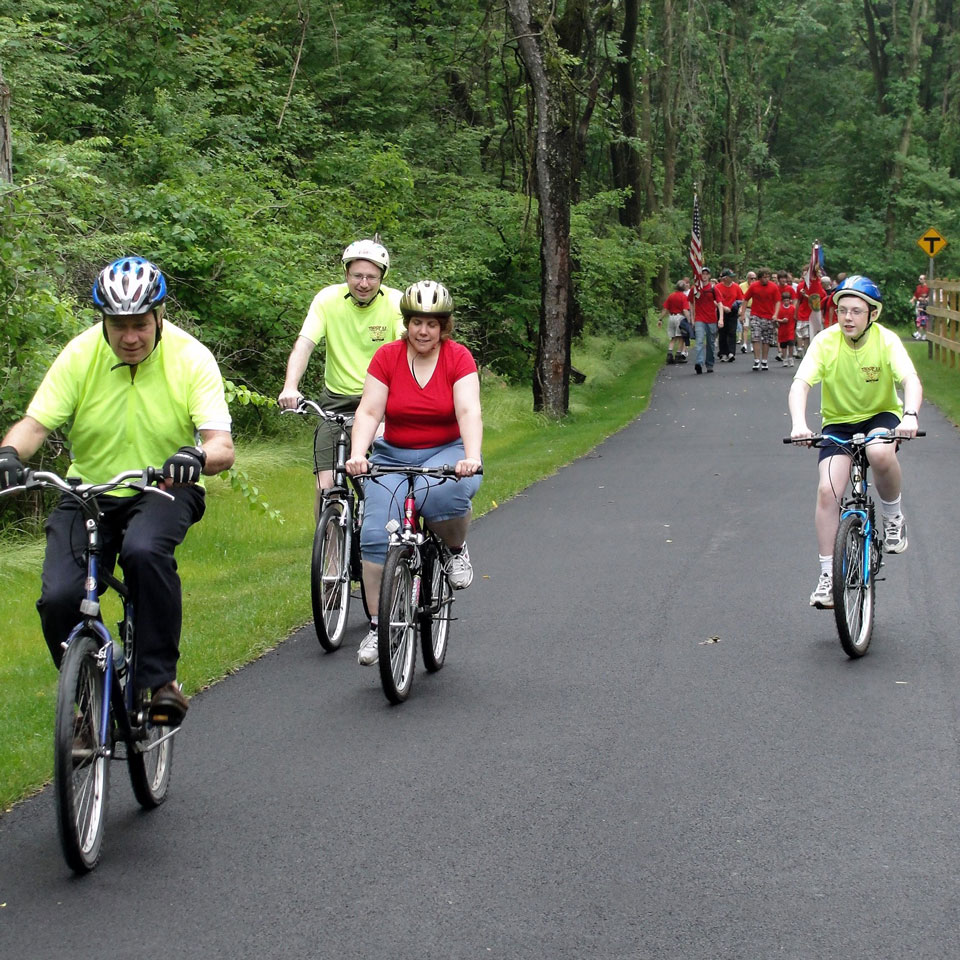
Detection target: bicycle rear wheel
<box><xmin>378</xmin><ymin>545</ymin><xmax>417</xmax><ymax>703</ymax></box>
<box><xmin>311</xmin><ymin>503</ymin><xmax>351</xmax><ymax>651</ymax></box>
<box><xmin>833</xmin><ymin>513</ymin><xmax>875</xmax><ymax>658</ymax></box>
<box><xmin>419</xmin><ymin>540</ymin><xmax>451</xmax><ymax>673</ymax></box>
<box><xmin>54</xmin><ymin>632</ymin><xmax>109</xmax><ymax>873</ymax></box>
<box><xmin>127</xmin><ymin>691</ymin><xmax>175</xmax><ymax>808</ymax></box>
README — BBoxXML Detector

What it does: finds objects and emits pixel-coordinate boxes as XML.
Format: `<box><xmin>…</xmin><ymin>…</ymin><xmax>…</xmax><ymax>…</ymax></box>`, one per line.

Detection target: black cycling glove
<box><xmin>0</xmin><ymin>445</ymin><xmax>25</xmax><ymax>490</ymax></box>
<box><xmin>162</xmin><ymin>445</ymin><xmax>207</xmax><ymax>484</ymax></box>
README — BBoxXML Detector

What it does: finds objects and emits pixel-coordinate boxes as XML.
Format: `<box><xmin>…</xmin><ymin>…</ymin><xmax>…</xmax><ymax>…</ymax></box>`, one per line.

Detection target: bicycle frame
<box><xmin>826</xmin><ymin>432</ymin><xmax>881</xmax><ymax>587</ymax></box>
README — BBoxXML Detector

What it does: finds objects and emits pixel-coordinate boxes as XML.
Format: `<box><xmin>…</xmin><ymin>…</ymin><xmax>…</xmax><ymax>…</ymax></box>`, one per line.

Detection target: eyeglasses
<box><xmin>837</xmin><ymin>306</ymin><xmax>868</xmax><ymax>319</ymax></box>
<box><xmin>347</xmin><ymin>272</ymin><xmax>381</xmax><ymax>284</ymax></box>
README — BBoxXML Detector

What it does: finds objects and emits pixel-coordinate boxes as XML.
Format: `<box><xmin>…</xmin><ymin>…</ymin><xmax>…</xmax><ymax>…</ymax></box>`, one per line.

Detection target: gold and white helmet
<box><xmin>400</xmin><ymin>280</ymin><xmax>454</xmax><ymax>318</ymax></box>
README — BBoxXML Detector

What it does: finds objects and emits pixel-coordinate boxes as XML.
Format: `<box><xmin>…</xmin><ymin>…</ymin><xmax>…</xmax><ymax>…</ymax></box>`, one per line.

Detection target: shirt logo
<box><xmin>369</xmin><ymin>325</ymin><xmax>387</xmax><ymax>342</ymax></box>
<box><xmin>861</xmin><ymin>365</ymin><xmax>881</xmax><ymax>383</ymax></box>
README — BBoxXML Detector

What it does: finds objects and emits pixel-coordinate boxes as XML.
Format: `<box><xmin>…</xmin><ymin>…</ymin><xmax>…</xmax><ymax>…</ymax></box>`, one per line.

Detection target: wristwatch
<box><xmin>902</xmin><ymin>410</ymin><xmax>918</xmax><ymax>420</ymax></box>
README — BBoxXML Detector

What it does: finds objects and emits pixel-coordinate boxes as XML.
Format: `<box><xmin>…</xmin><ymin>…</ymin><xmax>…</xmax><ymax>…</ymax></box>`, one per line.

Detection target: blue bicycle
<box><xmin>1</xmin><ymin>467</ymin><xmax>178</xmax><ymax>872</ymax></box>
<box><xmin>786</xmin><ymin>430</ymin><xmax>923</xmax><ymax>657</ymax></box>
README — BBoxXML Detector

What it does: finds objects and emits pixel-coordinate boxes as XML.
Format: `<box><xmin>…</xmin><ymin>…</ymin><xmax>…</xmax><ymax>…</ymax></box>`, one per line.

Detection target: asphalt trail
<box><xmin>2</xmin><ymin>352</ymin><xmax>958</xmax><ymax>960</ymax></box>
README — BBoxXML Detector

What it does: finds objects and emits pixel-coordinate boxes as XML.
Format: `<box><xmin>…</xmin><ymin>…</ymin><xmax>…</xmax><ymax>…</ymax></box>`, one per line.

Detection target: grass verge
<box><xmin>905</xmin><ymin>336</ymin><xmax>960</xmax><ymax>427</ymax></box>
<box><xmin>0</xmin><ymin>334</ymin><xmax>663</xmax><ymax>810</ymax></box>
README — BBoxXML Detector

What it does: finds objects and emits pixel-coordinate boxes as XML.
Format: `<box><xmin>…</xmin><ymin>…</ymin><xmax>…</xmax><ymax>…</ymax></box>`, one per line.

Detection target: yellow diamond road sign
<box><xmin>917</xmin><ymin>229</ymin><xmax>947</xmax><ymax>257</ymax></box>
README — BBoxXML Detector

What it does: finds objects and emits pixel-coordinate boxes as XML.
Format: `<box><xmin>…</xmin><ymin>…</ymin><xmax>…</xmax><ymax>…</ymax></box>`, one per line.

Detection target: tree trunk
<box><xmin>1</xmin><ymin>60</ymin><xmax>12</xmax><ymax>185</ymax></box>
<box><xmin>612</xmin><ymin>0</ymin><xmax>644</xmax><ymax>228</ymax></box>
<box><xmin>507</xmin><ymin>0</ymin><xmax>574</xmax><ymax>416</ymax></box>
<box><xmin>884</xmin><ymin>0</ymin><xmax>929</xmax><ymax>250</ymax></box>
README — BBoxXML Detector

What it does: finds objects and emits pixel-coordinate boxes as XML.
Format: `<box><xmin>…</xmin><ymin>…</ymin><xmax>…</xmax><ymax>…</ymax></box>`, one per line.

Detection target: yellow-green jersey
<box><xmin>794</xmin><ymin>322</ymin><xmax>917</xmax><ymax>426</ymax></box>
<box><xmin>27</xmin><ymin>321</ymin><xmax>231</xmax><ymax>491</ymax></box>
<box><xmin>298</xmin><ymin>284</ymin><xmax>404</xmax><ymax>395</ymax></box>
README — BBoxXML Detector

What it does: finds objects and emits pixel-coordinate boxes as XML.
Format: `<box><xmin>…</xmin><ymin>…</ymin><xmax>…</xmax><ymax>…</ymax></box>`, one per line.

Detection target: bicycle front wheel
<box><xmin>833</xmin><ymin>513</ymin><xmax>876</xmax><ymax>658</ymax></box>
<box><xmin>419</xmin><ymin>541</ymin><xmax>451</xmax><ymax>673</ymax></box>
<box><xmin>127</xmin><ymin>691</ymin><xmax>175</xmax><ymax>809</ymax></box>
<box><xmin>54</xmin><ymin>632</ymin><xmax>110</xmax><ymax>873</ymax></box>
<box><xmin>378</xmin><ymin>546</ymin><xmax>417</xmax><ymax>703</ymax></box>
<box><xmin>311</xmin><ymin>503</ymin><xmax>351</xmax><ymax>651</ymax></box>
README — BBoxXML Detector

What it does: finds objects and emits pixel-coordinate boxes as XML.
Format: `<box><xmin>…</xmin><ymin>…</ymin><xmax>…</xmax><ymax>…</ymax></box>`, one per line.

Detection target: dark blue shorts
<box><xmin>818</xmin><ymin>412</ymin><xmax>901</xmax><ymax>462</ymax></box>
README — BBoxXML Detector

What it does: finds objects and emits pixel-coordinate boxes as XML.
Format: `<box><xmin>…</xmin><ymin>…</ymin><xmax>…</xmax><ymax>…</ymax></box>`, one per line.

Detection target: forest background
<box><xmin>2</xmin><ymin>0</ymin><xmax>960</xmax><ymax>475</ymax></box>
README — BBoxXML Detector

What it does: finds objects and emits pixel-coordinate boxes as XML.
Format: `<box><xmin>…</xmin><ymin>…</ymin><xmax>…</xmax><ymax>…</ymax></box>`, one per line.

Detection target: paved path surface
<box><xmin>2</xmin><ymin>353</ymin><xmax>959</xmax><ymax>960</ymax></box>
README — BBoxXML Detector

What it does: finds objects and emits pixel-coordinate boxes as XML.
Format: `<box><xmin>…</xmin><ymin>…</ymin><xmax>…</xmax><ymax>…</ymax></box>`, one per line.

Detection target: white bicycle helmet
<box><xmin>342</xmin><ymin>239</ymin><xmax>390</xmax><ymax>277</ymax></box>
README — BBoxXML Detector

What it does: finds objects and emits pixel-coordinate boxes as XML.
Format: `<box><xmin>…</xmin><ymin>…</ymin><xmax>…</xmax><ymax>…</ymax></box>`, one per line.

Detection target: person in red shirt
<box><xmin>347</xmin><ymin>280</ymin><xmax>483</xmax><ymax>666</ymax></box>
<box><xmin>658</xmin><ymin>280</ymin><xmax>691</xmax><ymax>364</ymax></box>
<box><xmin>715</xmin><ymin>269</ymin><xmax>742</xmax><ymax>362</ymax></box>
<box><xmin>744</xmin><ymin>268</ymin><xmax>781</xmax><ymax>370</ymax></box>
<box><xmin>777</xmin><ymin>289</ymin><xmax>798</xmax><ymax>367</ymax></box>
<box><xmin>689</xmin><ymin>267</ymin><xmax>722</xmax><ymax>374</ymax></box>
<box><xmin>820</xmin><ymin>276</ymin><xmax>837</xmax><ymax>328</ymax></box>
<box><xmin>911</xmin><ymin>274</ymin><xmax>930</xmax><ymax>339</ymax></box>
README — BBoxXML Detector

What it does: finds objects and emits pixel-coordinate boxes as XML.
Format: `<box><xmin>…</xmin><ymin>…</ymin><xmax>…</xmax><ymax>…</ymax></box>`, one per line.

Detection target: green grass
<box><xmin>0</xmin><ymin>334</ymin><xmax>664</xmax><ymax>810</ymax></box>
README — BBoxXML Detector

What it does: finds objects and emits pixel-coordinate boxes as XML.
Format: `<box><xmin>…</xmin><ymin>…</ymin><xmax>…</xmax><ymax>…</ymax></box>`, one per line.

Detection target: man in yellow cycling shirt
<box><xmin>788</xmin><ymin>275</ymin><xmax>921</xmax><ymax>609</ymax></box>
<box><xmin>0</xmin><ymin>257</ymin><xmax>234</xmax><ymax>725</ymax></box>
<box><xmin>277</xmin><ymin>238</ymin><xmax>404</xmax><ymax>513</ymax></box>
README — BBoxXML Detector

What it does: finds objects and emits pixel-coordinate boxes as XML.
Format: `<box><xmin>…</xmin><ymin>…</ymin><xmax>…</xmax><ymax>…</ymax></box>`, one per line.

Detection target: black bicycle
<box><xmin>284</xmin><ymin>398</ymin><xmax>368</xmax><ymax>651</ymax></box>
<box><xmin>785</xmin><ymin>430</ymin><xmax>922</xmax><ymax>657</ymax></box>
<box><xmin>367</xmin><ymin>464</ymin><xmax>480</xmax><ymax>704</ymax></box>
<box><xmin>0</xmin><ymin>467</ymin><xmax>177</xmax><ymax>872</ymax></box>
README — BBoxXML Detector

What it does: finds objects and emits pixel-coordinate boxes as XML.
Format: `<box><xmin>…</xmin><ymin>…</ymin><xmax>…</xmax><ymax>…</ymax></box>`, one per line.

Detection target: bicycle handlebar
<box><xmin>0</xmin><ymin>467</ymin><xmax>174</xmax><ymax>501</ymax></box>
<box><xmin>368</xmin><ymin>463</ymin><xmax>483</xmax><ymax>478</ymax></box>
<box><xmin>280</xmin><ymin>397</ymin><xmax>354</xmax><ymax>426</ymax></box>
<box><xmin>782</xmin><ymin>430</ymin><xmax>925</xmax><ymax>446</ymax></box>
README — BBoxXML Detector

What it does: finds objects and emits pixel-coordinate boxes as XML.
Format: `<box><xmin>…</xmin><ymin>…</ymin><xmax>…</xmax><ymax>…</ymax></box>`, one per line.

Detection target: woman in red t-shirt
<box><xmin>346</xmin><ymin>280</ymin><xmax>483</xmax><ymax>665</ymax></box>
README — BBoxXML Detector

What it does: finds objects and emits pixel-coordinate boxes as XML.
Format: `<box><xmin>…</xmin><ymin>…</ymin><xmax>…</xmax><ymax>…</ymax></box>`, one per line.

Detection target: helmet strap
<box><xmin>343</xmin><ymin>288</ymin><xmax>384</xmax><ymax>308</ymax></box>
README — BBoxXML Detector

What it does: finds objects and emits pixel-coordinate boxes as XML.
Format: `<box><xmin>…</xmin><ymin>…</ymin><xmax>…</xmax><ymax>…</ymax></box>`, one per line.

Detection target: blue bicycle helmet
<box><xmin>833</xmin><ymin>275</ymin><xmax>883</xmax><ymax>319</ymax></box>
<box><xmin>93</xmin><ymin>257</ymin><xmax>167</xmax><ymax>316</ymax></box>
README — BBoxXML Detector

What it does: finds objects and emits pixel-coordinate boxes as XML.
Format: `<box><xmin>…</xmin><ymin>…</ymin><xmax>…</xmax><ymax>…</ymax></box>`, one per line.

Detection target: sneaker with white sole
<box><xmin>809</xmin><ymin>572</ymin><xmax>834</xmax><ymax>608</ymax></box>
<box><xmin>444</xmin><ymin>543</ymin><xmax>474</xmax><ymax>589</ymax></box>
<box><xmin>357</xmin><ymin>627</ymin><xmax>379</xmax><ymax>665</ymax></box>
<box><xmin>883</xmin><ymin>513</ymin><xmax>908</xmax><ymax>554</ymax></box>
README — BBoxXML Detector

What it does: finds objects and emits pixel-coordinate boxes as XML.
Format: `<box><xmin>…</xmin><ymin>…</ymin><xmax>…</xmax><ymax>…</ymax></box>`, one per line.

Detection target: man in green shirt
<box><xmin>788</xmin><ymin>275</ymin><xmax>922</xmax><ymax>608</ymax></box>
<box><xmin>0</xmin><ymin>257</ymin><xmax>234</xmax><ymax>725</ymax></box>
<box><xmin>278</xmin><ymin>238</ymin><xmax>403</xmax><ymax>512</ymax></box>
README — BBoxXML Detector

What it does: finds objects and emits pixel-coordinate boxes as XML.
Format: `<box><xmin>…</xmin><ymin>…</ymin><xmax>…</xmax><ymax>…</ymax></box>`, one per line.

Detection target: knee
<box><xmin>120</xmin><ymin>538</ymin><xmax>173</xmax><ymax>577</ymax></box>
<box><xmin>359</xmin><ymin>526</ymin><xmax>388</xmax><ymax>566</ymax></box>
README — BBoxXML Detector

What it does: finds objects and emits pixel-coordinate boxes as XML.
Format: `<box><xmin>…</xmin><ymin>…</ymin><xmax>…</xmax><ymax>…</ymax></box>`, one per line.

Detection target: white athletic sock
<box><xmin>819</xmin><ymin>555</ymin><xmax>832</xmax><ymax>576</ymax></box>
<box><xmin>879</xmin><ymin>495</ymin><xmax>902</xmax><ymax>519</ymax></box>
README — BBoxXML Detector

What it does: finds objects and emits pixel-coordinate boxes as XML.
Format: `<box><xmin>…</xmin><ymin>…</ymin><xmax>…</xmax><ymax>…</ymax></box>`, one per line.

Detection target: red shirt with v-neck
<box><xmin>367</xmin><ymin>338</ymin><xmax>478</xmax><ymax>448</ymax></box>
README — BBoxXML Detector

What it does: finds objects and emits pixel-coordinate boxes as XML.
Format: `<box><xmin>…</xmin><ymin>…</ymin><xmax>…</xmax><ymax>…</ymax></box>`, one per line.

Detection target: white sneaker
<box><xmin>809</xmin><ymin>572</ymin><xmax>833</xmax><ymax>608</ymax></box>
<box><xmin>444</xmin><ymin>543</ymin><xmax>474</xmax><ymax>589</ymax></box>
<box><xmin>883</xmin><ymin>514</ymin><xmax>908</xmax><ymax>554</ymax></box>
<box><xmin>357</xmin><ymin>627</ymin><xmax>378</xmax><ymax>665</ymax></box>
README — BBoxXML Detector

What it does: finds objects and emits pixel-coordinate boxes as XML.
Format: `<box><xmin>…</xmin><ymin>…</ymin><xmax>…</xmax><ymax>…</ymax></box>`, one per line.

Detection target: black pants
<box><xmin>37</xmin><ymin>485</ymin><xmax>205</xmax><ymax>690</ymax></box>
<box><xmin>718</xmin><ymin>303</ymin><xmax>740</xmax><ymax>357</ymax></box>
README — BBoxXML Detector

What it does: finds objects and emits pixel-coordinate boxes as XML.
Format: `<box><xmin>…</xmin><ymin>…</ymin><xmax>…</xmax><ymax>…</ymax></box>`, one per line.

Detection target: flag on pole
<box><xmin>689</xmin><ymin>193</ymin><xmax>704</xmax><ymax>295</ymax></box>
<box><xmin>803</xmin><ymin>240</ymin><xmax>823</xmax><ymax>287</ymax></box>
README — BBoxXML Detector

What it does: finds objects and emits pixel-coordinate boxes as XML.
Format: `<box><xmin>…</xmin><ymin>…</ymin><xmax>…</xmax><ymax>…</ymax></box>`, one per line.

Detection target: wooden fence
<box><xmin>927</xmin><ymin>279</ymin><xmax>960</xmax><ymax>368</ymax></box>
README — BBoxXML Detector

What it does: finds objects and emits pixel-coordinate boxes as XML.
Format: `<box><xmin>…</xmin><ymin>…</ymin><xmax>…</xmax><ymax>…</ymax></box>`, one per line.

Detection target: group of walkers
<box><xmin>0</xmin><ymin>239</ymin><xmax>484</xmax><ymax>725</ymax></box>
<box><xmin>659</xmin><ymin>264</ymin><xmax>847</xmax><ymax>374</ymax></box>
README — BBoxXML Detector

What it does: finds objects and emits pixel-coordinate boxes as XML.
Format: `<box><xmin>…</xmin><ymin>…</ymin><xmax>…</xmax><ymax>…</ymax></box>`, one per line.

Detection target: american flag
<box><xmin>689</xmin><ymin>193</ymin><xmax>704</xmax><ymax>295</ymax></box>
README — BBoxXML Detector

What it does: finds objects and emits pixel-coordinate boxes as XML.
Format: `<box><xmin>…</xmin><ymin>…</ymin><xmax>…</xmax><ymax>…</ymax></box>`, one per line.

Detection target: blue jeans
<box><xmin>695</xmin><ymin>321</ymin><xmax>717</xmax><ymax>368</ymax></box>
<box><xmin>360</xmin><ymin>438</ymin><xmax>482</xmax><ymax>564</ymax></box>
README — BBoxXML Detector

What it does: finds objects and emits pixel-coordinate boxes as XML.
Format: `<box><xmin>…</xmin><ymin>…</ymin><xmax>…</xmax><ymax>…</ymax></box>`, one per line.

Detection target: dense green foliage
<box><xmin>2</xmin><ymin>0</ymin><xmax>958</xmax><ymax>422</ymax></box>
